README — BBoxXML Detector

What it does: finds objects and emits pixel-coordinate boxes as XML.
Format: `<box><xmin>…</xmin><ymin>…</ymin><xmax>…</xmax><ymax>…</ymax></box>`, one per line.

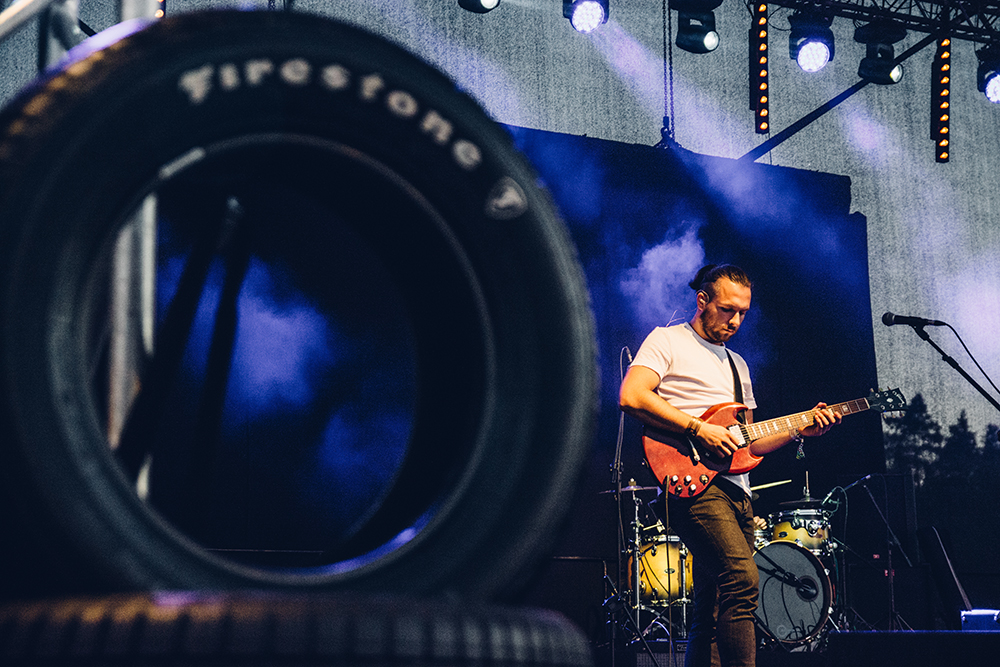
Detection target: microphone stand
<box><xmin>861</xmin><ymin>476</ymin><xmax>913</xmax><ymax>631</ymax></box>
<box><xmin>828</xmin><ymin>536</ymin><xmax>876</xmax><ymax>631</ymax></box>
<box><xmin>906</xmin><ymin>325</ymin><xmax>1000</xmax><ymax>414</ymax></box>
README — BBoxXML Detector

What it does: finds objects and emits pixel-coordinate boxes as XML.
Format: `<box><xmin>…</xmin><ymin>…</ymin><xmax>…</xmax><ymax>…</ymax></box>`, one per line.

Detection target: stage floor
<box><xmin>602</xmin><ymin>631</ymin><xmax>1000</xmax><ymax>667</ymax></box>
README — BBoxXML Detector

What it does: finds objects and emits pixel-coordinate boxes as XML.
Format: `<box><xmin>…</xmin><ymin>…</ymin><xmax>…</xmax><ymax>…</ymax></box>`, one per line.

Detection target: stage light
<box><xmin>855</xmin><ymin>23</ymin><xmax>906</xmax><ymax>84</ymax></box>
<box><xmin>458</xmin><ymin>0</ymin><xmax>500</xmax><ymax>13</ymax></box>
<box><xmin>563</xmin><ymin>1</ymin><xmax>609</xmax><ymax>34</ymax></box>
<box><xmin>977</xmin><ymin>46</ymin><xmax>1000</xmax><ymax>103</ymax></box>
<box><xmin>672</xmin><ymin>0</ymin><xmax>723</xmax><ymax>54</ymax></box>
<box><xmin>931</xmin><ymin>38</ymin><xmax>951</xmax><ymax>162</ymax></box>
<box><xmin>789</xmin><ymin>12</ymin><xmax>834</xmax><ymax>73</ymax></box>
<box><xmin>748</xmin><ymin>3</ymin><xmax>770</xmax><ymax>133</ymax></box>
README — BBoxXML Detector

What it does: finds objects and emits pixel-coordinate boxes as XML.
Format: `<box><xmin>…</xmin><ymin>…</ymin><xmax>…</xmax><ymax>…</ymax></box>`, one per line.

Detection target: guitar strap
<box><xmin>725</xmin><ymin>350</ymin><xmax>746</xmax><ymax>424</ymax></box>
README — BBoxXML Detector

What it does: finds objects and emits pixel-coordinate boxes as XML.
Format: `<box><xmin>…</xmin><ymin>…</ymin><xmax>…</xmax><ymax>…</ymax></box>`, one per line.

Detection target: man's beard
<box><xmin>700</xmin><ymin>313</ymin><xmax>736</xmax><ymax>344</ymax></box>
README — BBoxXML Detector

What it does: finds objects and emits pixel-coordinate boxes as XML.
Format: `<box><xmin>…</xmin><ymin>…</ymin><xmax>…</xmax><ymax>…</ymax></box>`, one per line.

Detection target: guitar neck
<box><xmin>743</xmin><ymin>398</ymin><xmax>870</xmax><ymax>442</ymax></box>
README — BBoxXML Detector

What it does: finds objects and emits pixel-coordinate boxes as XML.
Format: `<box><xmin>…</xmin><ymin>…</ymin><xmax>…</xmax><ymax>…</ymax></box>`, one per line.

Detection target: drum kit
<box><xmin>612</xmin><ymin>474</ymin><xmax>844</xmax><ymax>651</ymax></box>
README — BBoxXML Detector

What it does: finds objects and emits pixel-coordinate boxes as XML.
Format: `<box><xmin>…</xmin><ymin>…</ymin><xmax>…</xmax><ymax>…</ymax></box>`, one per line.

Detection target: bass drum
<box><xmin>753</xmin><ymin>541</ymin><xmax>832</xmax><ymax>645</ymax></box>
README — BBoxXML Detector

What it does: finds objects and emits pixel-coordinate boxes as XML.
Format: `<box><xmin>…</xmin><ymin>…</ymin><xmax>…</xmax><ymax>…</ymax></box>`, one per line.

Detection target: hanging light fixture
<box><xmin>931</xmin><ymin>37</ymin><xmax>951</xmax><ymax>162</ymax></box>
<box><xmin>855</xmin><ymin>22</ymin><xmax>906</xmax><ymax>84</ymax></box>
<box><xmin>563</xmin><ymin>0</ymin><xmax>609</xmax><ymax>34</ymax></box>
<box><xmin>671</xmin><ymin>0</ymin><xmax>723</xmax><ymax>54</ymax></box>
<box><xmin>977</xmin><ymin>45</ymin><xmax>1000</xmax><ymax>103</ymax></box>
<box><xmin>458</xmin><ymin>0</ymin><xmax>501</xmax><ymax>13</ymax></box>
<box><xmin>749</xmin><ymin>3</ymin><xmax>770</xmax><ymax>133</ymax></box>
<box><xmin>789</xmin><ymin>12</ymin><xmax>835</xmax><ymax>73</ymax></box>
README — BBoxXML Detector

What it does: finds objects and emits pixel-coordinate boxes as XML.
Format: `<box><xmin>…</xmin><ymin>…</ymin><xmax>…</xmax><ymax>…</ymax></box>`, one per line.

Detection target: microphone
<box><xmin>795</xmin><ymin>577</ymin><xmax>819</xmax><ymax>601</ymax></box>
<box><xmin>844</xmin><ymin>473</ymin><xmax>872</xmax><ymax>492</ymax></box>
<box><xmin>820</xmin><ymin>473</ymin><xmax>872</xmax><ymax>506</ymax></box>
<box><xmin>882</xmin><ymin>312</ymin><xmax>945</xmax><ymax>327</ymax></box>
<box><xmin>778</xmin><ymin>569</ymin><xmax>817</xmax><ymax>600</ymax></box>
<box><xmin>624</xmin><ymin>346</ymin><xmax>633</xmax><ymax>364</ymax></box>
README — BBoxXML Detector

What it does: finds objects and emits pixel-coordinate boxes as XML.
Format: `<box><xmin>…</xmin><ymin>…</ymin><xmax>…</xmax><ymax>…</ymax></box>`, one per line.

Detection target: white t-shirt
<box><xmin>631</xmin><ymin>322</ymin><xmax>756</xmax><ymax>494</ymax></box>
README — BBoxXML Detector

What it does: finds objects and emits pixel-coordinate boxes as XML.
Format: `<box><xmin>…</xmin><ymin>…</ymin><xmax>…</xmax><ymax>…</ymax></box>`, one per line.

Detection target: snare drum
<box><xmin>769</xmin><ymin>508</ymin><xmax>830</xmax><ymax>555</ymax></box>
<box><xmin>628</xmin><ymin>534</ymin><xmax>693</xmax><ymax>603</ymax></box>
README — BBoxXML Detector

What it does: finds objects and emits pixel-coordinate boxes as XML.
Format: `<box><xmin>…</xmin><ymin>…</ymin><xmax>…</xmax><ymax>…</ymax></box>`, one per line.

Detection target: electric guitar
<box><xmin>644</xmin><ymin>388</ymin><xmax>906</xmax><ymax>498</ymax></box>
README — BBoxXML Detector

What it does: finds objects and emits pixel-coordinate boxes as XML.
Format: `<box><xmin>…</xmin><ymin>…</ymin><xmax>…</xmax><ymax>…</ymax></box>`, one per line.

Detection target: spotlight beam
<box><xmin>739</xmin><ymin>31</ymin><xmax>939</xmax><ymax>162</ymax></box>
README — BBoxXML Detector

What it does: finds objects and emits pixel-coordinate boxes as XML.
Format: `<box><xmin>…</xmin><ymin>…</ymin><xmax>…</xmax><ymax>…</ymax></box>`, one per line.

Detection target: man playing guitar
<box><xmin>619</xmin><ymin>264</ymin><xmax>841</xmax><ymax>667</ymax></box>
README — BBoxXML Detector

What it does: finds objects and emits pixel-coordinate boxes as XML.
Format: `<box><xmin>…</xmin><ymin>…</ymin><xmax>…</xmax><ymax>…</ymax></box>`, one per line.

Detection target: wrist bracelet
<box><xmin>792</xmin><ymin>429</ymin><xmax>806</xmax><ymax>459</ymax></box>
<box><xmin>686</xmin><ymin>417</ymin><xmax>703</xmax><ymax>438</ymax></box>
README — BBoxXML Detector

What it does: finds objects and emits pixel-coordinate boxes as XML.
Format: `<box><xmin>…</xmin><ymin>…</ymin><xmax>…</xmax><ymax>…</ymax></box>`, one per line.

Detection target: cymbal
<box><xmin>779</xmin><ymin>494</ymin><xmax>824</xmax><ymax>508</ymax></box>
<box><xmin>600</xmin><ymin>484</ymin><xmax>659</xmax><ymax>494</ymax></box>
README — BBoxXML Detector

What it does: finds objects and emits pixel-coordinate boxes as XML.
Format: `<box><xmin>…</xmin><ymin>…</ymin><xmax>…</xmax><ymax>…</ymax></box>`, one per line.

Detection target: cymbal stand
<box><xmin>631</xmin><ymin>489</ymin><xmax>644</xmax><ymax>619</ymax></box>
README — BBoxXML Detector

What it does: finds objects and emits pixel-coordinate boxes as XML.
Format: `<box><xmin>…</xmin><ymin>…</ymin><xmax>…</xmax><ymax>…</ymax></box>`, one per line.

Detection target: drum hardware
<box><xmin>601</xmin><ymin>574</ymin><xmax>665</xmax><ymax>665</ymax></box>
<box><xmin>606</xmin><ymin>382</ymin><xmax>684</xmax><ymax>663</ymax></box>
<box><xmin>754</xmin><ymin>528</ymin><xmax>771</xmax><ymax>550</ymax></box>
<box><xmin>598</xmin><ymin>477</ymin><xmax>670</xmax><ymax>665</ymax></box>
<box><xmin>609</xmin><ymin>480</ymin><xmax>693</xmax><ymax>644</ymax></box>
<box><xmin>778</xmin><ymin>471</ymin><xmax>824</xmax><ymax>509</ymax></box>
<box><xmin>601</xmin><ymin>477</ymin><xmax>689</xmax><ymax>667</ymax></box>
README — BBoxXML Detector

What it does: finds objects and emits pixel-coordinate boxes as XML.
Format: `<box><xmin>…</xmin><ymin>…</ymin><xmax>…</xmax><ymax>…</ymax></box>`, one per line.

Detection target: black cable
<box><xmin>944</xmin><ymin>322</ymin><xmax>1000</xmax><ymax>398</ymax></box>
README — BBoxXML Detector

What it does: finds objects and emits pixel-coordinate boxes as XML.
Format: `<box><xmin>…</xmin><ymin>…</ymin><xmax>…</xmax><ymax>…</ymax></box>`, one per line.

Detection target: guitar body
<box><xmin>643</xmin><ymin>402</ymin><xmax>763</xmax><ymax>499</ymax></box>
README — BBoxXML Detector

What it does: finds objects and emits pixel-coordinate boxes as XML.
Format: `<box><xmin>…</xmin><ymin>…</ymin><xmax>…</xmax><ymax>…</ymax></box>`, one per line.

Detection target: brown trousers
<box><xmin>666</xmin><ymin>478</ymin><xmax>759</xmax><ymax>667</ymax></box>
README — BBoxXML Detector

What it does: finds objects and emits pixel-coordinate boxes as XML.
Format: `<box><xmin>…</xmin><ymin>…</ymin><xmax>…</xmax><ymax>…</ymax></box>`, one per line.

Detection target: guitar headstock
<box><xmin>868</xmin><ymin>387</ymin><xmax>906</xmax><ymax>413</ymax></box>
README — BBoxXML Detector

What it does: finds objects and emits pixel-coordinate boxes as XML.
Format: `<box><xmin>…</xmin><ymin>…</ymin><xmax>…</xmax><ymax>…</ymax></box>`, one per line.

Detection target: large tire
<box><xmin>0</xmin><ymin>592</ymin><xmax>594</xmax><ymax>666</ymax></box>
<box><xmin>0</xmin><ymin>11</ymin><xmax>597</xmax><ymax>599</ymax></box>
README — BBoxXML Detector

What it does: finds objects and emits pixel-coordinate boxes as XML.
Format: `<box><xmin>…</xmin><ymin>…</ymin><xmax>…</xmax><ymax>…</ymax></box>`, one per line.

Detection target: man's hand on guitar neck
<box><xmin>799</xmin><ymin>402</ymin><xmax>841</xmax><ymax>437</ymax></box>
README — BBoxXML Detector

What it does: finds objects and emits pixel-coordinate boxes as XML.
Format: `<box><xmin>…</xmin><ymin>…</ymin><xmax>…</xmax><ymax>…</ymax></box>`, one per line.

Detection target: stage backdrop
<box><xmin>506</xmin><ymin>127</ymin><xmax>902</xmax><ymax>631</ymax></box>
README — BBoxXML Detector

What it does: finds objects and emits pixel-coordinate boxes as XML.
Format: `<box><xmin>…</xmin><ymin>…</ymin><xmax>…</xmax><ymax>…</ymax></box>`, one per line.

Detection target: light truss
<box><xmin>767</xmin><ymin>0</ymin><xmax>1000</xmax><ymax>45</ymax></box>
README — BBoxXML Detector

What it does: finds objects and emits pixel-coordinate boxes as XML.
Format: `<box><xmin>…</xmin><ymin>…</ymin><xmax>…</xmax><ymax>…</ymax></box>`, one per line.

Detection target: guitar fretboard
<box><xmin>739</xmin><ymin>399</ymin><xmax>871</xmax><ymax>442</ymax></box>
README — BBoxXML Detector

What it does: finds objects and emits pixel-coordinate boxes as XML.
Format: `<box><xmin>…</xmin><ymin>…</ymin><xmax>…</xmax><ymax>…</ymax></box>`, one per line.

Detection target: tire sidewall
<box><xmin>0</xmin><ymin>10</ymin><xmax>596</xmax><ymax>598</ymax></box>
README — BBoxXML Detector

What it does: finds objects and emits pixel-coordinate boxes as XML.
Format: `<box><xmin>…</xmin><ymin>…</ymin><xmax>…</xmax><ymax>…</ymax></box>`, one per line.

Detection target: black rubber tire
<box><xmin>0</xmin><ymin>11</ymin><xmax>596</xmax><ymax>599</ymax></box>
<box><xmin>0</xmin><ymin>592</ymin><xmax>594</xmax><ymax>665</ymax></box>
